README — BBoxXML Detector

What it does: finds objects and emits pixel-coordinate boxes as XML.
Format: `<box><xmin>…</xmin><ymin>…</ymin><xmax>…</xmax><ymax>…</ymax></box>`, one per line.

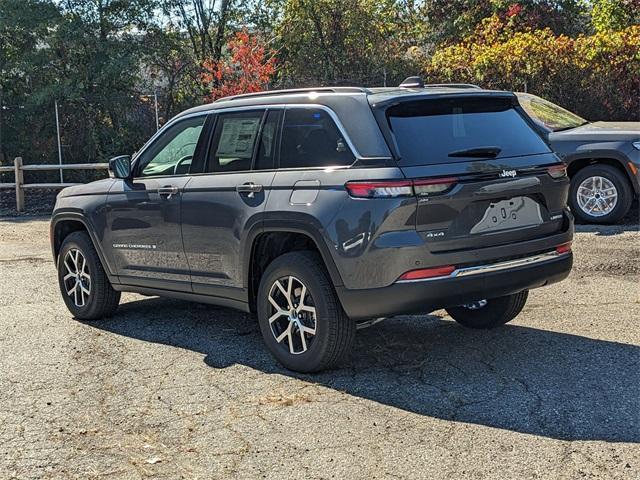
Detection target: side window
<box><xmin>280</xmin><ymin>108</ymin><xmax>355</xmax><ymax>168</ymax></box>
<box><xmin>137</xmin><ymin>116</ymin><xmax>206</xmax><ymax>177</ymax></box>
<box><xmin>207</xmin><ymin>110</ymin><xmax>264</xmax><ymax>173</ymax></box>
<box><xmin>254</xmin><ymin>110</ymin><xmax>282</xmax><ymax>170</ymax></box>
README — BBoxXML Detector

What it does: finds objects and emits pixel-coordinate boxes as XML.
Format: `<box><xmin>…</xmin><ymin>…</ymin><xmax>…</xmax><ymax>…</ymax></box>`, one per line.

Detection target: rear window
<box><xmin>280</xmin><ymin>108</ymin><xmax>355</xmax><ymax>168</ymax></box>
<box><xmin>387</xmin><ymin>97</ymin><xmax>550</xmax><ymax>166</ymax></box>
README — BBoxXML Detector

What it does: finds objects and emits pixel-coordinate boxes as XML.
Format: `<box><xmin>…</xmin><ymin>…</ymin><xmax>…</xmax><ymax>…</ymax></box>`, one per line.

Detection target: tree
<box><xmin>160</xmin><ymin>0</ymin><xmax>237</xmax><ymax>65</ymax></box>
<box><xmin>0</xmin><ymin>0</ymin><xmax>62</xmax><ymax>163</ymax></box>
<box><xmin>425</xmin><ymin>15</ymin><xmax>640</xmax><ymax>121</ymax></box>
<box><xmin>201</xmin><ymin>30</ymin><xmax>276</xmax><ymax>101</ymax></box>
<box><xmin>408</xmin><ymin>1</ymin><xmax>589</xmax><ymax>49</ymax></box>
<box><xmin>274</xmin><ymin>0</ymin><xmax>416</xmax><ymax>86</ymax></box>
<box><xmin>49</xmin><ymin>0</ymin><xmax>160</xmax><ymax>163</ymax></box>
<box><xmin>591</xmin><ymin>0</ymin><xmax>640</xmax><ymax>33</ymax></box>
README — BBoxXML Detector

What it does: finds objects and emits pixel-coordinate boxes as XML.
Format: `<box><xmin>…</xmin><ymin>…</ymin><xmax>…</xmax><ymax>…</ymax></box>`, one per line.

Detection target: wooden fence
<box><xmin>0</xmin><ymin>157</ymin><xmax>109</xmax><ymax>212</ymax></box>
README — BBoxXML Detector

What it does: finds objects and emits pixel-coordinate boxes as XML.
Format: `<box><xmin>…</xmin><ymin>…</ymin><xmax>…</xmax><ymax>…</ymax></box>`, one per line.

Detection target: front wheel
<box><xmin>446</xmin><ymin>291</ymin><xmax>528</xmax><ymax>329</ymax></box>
<box><xmin>569</xmin><ymin>164</ymin><xmax>633</xmax><ymax>224</ymax></box>
<box><xmin>57</xmin><ymin>231</ymin><xmax>121</xmax><ymax>320</ymax></box>
<box><xmin>257</xmin><ymin>251</ymin><xmax>355</xmax><ymax>373</ymax></box>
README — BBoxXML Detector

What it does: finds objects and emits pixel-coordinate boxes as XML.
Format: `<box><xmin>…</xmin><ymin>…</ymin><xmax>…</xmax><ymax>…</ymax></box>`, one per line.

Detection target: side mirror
<box><xmin>109</xmin><ymin>155</ymin><xmax>132</xmax><ymax>179</ymax></box>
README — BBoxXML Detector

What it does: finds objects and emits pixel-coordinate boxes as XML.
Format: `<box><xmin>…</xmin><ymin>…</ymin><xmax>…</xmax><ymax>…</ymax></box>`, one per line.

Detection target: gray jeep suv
<box><xmin>51</xmin><ymin>83</ymin><xmax>574</xmax><ymax>372</ymax></box>
<box><xmin>517</xmin><ymin>92</ymin><xmax>640</xmax><ymax>224</ymax></box>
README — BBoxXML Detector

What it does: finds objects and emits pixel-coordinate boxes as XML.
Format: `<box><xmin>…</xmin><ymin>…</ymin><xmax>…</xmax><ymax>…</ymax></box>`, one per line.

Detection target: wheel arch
<box><xmin>244</xmin><ymin>220</ymin><xmax>344</xmax><ymax>312</ymax></box>
<box><xmin>51</xmin><ymin>213</ymin><xmax>117</xmax><ymax>281</ymax></box>
<box><xmin>566</xmin><ymin>154</ymin><xmax>637</xmax><ymax>194</ymax></box>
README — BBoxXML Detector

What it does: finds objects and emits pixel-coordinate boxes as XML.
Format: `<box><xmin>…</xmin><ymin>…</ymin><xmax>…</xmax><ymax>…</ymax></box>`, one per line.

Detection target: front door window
<box><xmin>136</xmin><ymin>116</ymin><xmax>206</xmax><ymax>177</ymax></box>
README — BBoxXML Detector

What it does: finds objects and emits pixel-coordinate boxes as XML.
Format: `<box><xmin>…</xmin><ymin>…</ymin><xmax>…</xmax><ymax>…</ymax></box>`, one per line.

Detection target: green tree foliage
<box><xmin>0</xmin><ymin>0</ymin><xmax>161</xmax><ymax>168</ymax></box>
<box><xmin>0</xmin><ymin>0</ymin><xmax>638</xmax><ymax>170</ymax></box>
<box><xmin>0</xmin><ymin>0</ymin><xmax>61</xmax><ymax>163</ymax></box>
<box><xmin>591</xmin><ymin>0</ymin><xmax>640</xmax><ymax>33</ymax></box>
<box><xmin>53</xmin><ymin>0</ymin><xmax>160</xmax><ymax>163</ymax></box>
<box><xmin>407</xmin><ymin>0</ymin><xmax>589</xmax><ymax>48</ymax></box>
<box><xmin>275</xmin><ymin>0</ymin><xmax>415</xmax><ymax>86</ymax></box>
<box><xmin>426</xmin><ymin>16</ymin><xmax>640</xmax><ymax>120</ymax></box>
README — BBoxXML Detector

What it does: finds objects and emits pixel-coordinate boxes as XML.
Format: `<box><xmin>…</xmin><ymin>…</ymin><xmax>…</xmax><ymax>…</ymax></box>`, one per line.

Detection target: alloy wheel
<box><xmin>576</xmin><ymin>175</ymin><xmax>618</xmax><ymax>217</ymax></box>
<box><xmin>62</xmin><ymin>248</ymin><xmax>91</xmax><ymax>307</ymax></box>
<box><xmin>267</xmin><ymin>276</ymin><xmax>317</xmax><ymax>355</ymax></box>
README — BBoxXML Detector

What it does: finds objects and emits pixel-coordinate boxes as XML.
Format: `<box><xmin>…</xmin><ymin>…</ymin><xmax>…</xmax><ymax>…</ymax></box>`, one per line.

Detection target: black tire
<box><xmin>57</xmin><ymin>231</ymin><xmax>120</xmax><ymax>320</ymax></box>
<box><xmin>446</xmin><ymin>291</ymin><xmax>528</xmax><ymax>329</ymax></box>
<box><xmin>256</xmin><ymin>251</ymin><xmax>355</xmax><ymax>373</ymax></box>
<box><xmin>569</xmin><ymin>164</ymin><xmax>633</xmax><ymax>224</ymax></box>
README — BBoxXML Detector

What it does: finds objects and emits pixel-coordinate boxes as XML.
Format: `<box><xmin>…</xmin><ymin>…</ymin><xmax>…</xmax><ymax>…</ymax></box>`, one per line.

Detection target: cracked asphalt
<box><xmin>1</xmin><ymin>214</ymin><xmax>639</xmax><ymax>479</ymax></box>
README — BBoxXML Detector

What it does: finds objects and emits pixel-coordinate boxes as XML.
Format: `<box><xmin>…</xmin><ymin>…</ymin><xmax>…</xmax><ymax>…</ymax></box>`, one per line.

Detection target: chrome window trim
<box><xmin>131</xmin><ymin>103</ymin><xmax>392</xmax><ymax>174</ymax></box>
<box><xmin>396</xmin><ymin>250</ymin><xmax>570</xmax><ymax>284</ymax></box>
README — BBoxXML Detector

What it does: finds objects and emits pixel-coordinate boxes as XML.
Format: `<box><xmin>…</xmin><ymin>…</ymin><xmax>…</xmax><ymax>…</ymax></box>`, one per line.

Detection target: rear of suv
<box><xmin>51</xmin><ymin>82</ymin><xmax>574</xmax><ymax>373</ymax></box>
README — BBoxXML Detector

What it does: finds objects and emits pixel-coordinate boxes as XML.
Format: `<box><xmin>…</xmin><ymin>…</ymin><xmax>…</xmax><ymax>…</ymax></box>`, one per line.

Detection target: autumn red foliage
<box><xmin>506</xmin><ymin>3</ymin><xmax>523</xmax><ymax>18</ymax></box>
<box><xmin>202</xmin><ymin>30</ymin><xmax>277</xmax><ymax>101</ymax></box>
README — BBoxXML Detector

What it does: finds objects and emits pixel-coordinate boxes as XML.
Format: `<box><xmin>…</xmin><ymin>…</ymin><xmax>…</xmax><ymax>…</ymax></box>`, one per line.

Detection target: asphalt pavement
<box><xmin>0</xmin><ymin>215</ymin><xmax>638</xmax><ymax>479</ymax></box>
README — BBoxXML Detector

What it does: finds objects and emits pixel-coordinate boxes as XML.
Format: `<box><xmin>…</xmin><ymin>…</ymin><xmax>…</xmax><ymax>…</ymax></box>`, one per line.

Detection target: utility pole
<box><xmin>154</xmin><ymin>90</ymin><xmax>159</xmax><ymax>131</ymax></box>
<box><xmin>55</xmin><ymin>100</ymin><xmax>63</xmax><ymax>183</ymax></box>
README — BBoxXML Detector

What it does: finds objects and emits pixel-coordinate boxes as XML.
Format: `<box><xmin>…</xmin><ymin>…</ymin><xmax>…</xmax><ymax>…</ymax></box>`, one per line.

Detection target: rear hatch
<box><xmin>377</xmin><ymin>93</ymin><xmax>569</xmax><ymax>252</ymax></box>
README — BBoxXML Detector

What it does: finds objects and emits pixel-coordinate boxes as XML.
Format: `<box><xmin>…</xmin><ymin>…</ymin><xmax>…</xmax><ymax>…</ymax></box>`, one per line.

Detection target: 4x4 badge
<box><xmin>499</xmin><ymin>169</ymin><xmax>517</xmax><ymax>178</ymax></box>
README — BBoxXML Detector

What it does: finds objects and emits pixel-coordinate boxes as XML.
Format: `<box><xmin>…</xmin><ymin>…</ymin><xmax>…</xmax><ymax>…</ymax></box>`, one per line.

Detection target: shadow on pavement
<box><xmin>88</xmin><ymin>296</ymin><xmax>640</xmax><ymax>443</ymax></box>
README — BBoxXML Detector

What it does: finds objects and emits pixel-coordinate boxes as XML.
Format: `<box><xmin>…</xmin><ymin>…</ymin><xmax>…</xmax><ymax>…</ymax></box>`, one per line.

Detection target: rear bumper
<box><xmin>336</xmin><ymin>251</ymin><xmax>573</xmax><ymax>320</ymax></box>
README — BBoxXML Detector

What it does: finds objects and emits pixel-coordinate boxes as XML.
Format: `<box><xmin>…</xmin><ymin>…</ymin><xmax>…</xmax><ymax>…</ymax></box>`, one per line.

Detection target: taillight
<box><xmin>344</xmin><ymin>180</ymin><xmax>413</xmax><ymax>198</ymax></box>
<box><xmin>547</xmin><ymin>164</ymin><xmax>567</xmax><ymax>179</ymax></box>
<box><xmin>413</xmin><ymin>177</ymin><xmax>458</xmax><ymax>196</ymax></box>
<box><xmin>345</xmin><ymin>177</ymin><xmax>459</xmax><ymax>198</ymax></box>
<box><xmin>398</xmin><ymin>265</ymin><xmax>456</xmax><ymax>281</ymax></box>
<box><xmin>556</xmin><ymin>242</ymin><xmax>572</xmax><ymax>254</ymax></box>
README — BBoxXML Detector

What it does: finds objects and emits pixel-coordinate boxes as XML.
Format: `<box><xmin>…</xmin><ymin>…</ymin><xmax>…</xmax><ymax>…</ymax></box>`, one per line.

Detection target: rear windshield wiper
<box><xmin>448</xmin><ymin>146</ymin><xmax>502</xmax><ymax>158</ymax></box>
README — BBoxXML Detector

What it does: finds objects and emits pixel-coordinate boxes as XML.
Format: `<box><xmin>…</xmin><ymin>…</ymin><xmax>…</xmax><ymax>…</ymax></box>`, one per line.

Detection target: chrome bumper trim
<box><xmin>397</xmin><ymin>250</ymin><xmax>569</xmax><ymax>284</ymax></box>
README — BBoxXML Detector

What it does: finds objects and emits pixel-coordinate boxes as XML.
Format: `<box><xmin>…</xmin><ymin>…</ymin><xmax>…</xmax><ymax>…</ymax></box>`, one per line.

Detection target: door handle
<box><xmin>158</xmin><ymin>185</ymin><xmax>179</xmax><ymax>199</ymax></box>
<box><xmin>236</xmin><ymin>182</ymin><xmax>263</xmax><ymax>198</ymax></box>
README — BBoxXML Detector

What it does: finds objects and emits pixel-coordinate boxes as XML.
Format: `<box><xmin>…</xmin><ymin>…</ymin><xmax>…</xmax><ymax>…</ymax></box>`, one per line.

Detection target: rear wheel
<box><xmin>446</xmin><ymin>291</ymin><xmax>528</xmax><ymax>329</ymax></box>
<box><xmin>57</xmin><ymin>231</ymin><xmax>120</xmax><ymax>320</ymax></box>
<box><xmin>569</xmin><ymin>164</ymin><xmax>633</xmax><ymax>224</ymax></box>
<box><xmin>257</xmin><ymin>251</ymin><xmax>355</xmax><ymax>373</ymax></box>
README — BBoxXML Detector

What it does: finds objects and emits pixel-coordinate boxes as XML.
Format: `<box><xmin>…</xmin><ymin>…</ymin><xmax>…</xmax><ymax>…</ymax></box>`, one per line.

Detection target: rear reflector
<box><xmin>547</xmin><ymin>164</ymin><xmax>567</xmax><ymax>178</ymax></box>
<box><xmin>346</xmin><ymin>177</ymin><xmax>459</xmax><ymax>198</ymax></box>
<box><xmin>556</xmin><ymin>242</ymin><xmax>572</xmax><ymax>254</ymax></box>
<box><xmin>398</xmin><ymin>265</ymin><xmax>456</xmax><ymax>281</ymax></box>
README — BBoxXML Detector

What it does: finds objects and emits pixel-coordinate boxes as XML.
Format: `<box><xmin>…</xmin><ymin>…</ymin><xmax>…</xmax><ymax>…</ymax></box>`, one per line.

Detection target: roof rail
<box><xmin>214</xmin><ymin>87</ymin><xmax>370</xmax><ymax>103</ymax></box>
<box><xmin>425</xmin><ymin>83</ymin><xmax>482</xmax><ymax>89</ymax></box>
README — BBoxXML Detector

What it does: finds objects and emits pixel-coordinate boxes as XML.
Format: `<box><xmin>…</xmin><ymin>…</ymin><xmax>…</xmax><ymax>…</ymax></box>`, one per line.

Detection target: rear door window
<box><xmin>207</xmin><ymin>110</ymin><xmax>264</xmax><ymax>173</ymax></box>
<box><xmin>387</xmin><ymin>97</ymin><xmax>550</xmax><ymax>166</ymax></box>
<box><xmin>280</xmin><ymin>107</ymin><xmax>355</xmax><ymax>168</ymax></box>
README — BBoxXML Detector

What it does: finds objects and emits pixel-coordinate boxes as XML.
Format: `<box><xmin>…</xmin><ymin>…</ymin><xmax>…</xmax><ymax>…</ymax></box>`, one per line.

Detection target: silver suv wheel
<box><xmin>267</xmin><ymin>275</ymin><xmax>317</xmax><ymax>354</ymax></box>
<box><xmin>62</xmin><ymin>248</ymin><xmax>91</xmax><ymax>307</ymax></box>
<box><xmin>576</xmin><ymin>175</ymin><xmax>618</xmax><ymax>217</ymax></box>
